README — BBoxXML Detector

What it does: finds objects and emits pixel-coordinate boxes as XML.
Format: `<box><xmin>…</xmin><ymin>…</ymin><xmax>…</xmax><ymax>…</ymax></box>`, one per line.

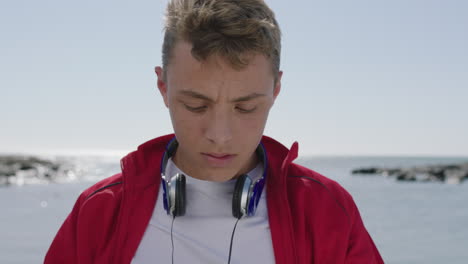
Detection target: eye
<box><xmin>184</xmin><ymin>104</ymin><xmax>207</xmax><ymax>113</ymax></box>
<box><xmin>235</xmin><ymin>106</ymin><xmax>257</xmax><ymax>113</ymax></box>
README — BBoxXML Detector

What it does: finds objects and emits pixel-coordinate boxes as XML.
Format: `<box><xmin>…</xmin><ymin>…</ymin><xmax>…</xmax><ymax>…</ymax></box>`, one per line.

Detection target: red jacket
<box><xmin>45</xmin><ymin>134</ymin><xmax>384</xmax><ymax>263</ymax></box>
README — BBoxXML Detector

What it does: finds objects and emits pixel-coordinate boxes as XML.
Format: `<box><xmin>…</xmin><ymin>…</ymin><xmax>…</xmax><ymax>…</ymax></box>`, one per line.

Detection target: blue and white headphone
<box><xmin>160</xmin><ymin>138</ymin><xmax>268</xmax><ymax>219</ymax></box>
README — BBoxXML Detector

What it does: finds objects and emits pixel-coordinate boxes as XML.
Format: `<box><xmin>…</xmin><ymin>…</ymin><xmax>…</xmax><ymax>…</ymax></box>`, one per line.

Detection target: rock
<box><xmin>0</xmin><ymin>155</ymin><xmax>76</xmax><ymax>186</ymax></box>
<box><xmin>444</xmin><ymin>169</ymin><xmax>466</xmax><ymax>184</ymax></box>
<box><xmin>395</xmin><ymin>171</ymin><xmax>417</xmax><ymax>182</ymax></box>
<box><xmin>352</xmin><ymin>161</ymin><xmax>468</xmax><ymax>184</ymax></box>
<box><xmin>351</xmin><ymin>168</ymin><xmax>381</xmax><ymax>174</ymax></box>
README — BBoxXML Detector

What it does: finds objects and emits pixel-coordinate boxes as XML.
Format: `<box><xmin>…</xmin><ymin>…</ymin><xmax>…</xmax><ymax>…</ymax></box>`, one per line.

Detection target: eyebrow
<box><xmin>179</xmin><ymin>90</ymin><xmax>266</xmax><ymax>103</ymax></box>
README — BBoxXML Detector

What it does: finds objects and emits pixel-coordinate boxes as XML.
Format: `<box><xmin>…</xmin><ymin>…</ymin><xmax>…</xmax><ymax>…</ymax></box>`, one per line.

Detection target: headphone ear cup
<box><xmin>174</xmin><ymin>174</ymin><xmax>186</xmax><ymax>216</ymax></box>
<box><xmin>232</xmin><ymin>174</ymin><xmax>248</xmax><ymax>219</ymax></box>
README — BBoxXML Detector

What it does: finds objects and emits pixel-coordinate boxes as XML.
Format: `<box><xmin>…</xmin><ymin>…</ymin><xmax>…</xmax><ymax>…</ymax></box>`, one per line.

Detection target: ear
<box><xmin>273</xmin><ymin>71</ymin><xmax>282</xmax><ymax>100</ymax></box>
<box><xmin>155</xmin><ymin>66</ymin><xmax>169</xmax><ymax>107</ymax></box>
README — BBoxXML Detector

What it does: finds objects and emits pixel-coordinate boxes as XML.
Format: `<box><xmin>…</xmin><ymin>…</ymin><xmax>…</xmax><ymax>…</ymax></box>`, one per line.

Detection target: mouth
<box><xmin>201</xmin><ymin>153</ymin><xmax>236</xmax><ymax>167</ymax></box>
<box><xmin>202</xmin><ymin>153</ymin><xmax>235</xmax><ymax>159</ymax></box>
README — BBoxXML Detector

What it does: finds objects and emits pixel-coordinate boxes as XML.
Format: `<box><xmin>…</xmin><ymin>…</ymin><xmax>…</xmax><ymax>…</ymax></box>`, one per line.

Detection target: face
<box><xmin>155</xmin><ymin>41</ymin><xmax>282</xmax><ymax>182</ymax></box>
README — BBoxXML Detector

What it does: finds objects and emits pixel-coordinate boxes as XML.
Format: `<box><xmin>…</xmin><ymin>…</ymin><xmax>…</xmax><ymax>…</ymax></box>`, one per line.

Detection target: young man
<box><xmin>45</xmin><ymin>0</ymin><xmax>384</xmax><ymax>263</ymax></box>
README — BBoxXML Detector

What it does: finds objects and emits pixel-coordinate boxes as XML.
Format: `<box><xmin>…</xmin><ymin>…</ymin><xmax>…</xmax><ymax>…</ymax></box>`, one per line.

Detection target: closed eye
<box><xmin>236</xmin><ymin>106</ymin><xmax>257</xmax><ymax>113</ymax></box>
<box><xmin>184</xmin><ymin>104</ymin><xmax>207</xmax><ymax>113</ymax></box>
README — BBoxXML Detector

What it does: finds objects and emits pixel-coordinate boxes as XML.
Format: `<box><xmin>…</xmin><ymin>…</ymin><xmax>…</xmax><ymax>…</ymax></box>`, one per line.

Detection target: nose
<box><xmin>204</xmin><ymin>108</ymin><xmax>233</xmax><ymax>145</ymax></box>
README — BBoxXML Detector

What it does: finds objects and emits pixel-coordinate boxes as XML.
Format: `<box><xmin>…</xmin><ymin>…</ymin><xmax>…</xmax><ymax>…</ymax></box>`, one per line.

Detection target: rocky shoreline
<box><xmin>3</xmin><ymin>154</ymin><xmax>467</xmax><ymax>186</ymax></box>
<box><xmin>0</xmin><ymin>155</ymin><xmax>77</xmax><ymax>186</ymax></box>
<box><xmin>352</xmin><ymin>162</ymin><xmax>468</xmax><ymax>184</ymax></box>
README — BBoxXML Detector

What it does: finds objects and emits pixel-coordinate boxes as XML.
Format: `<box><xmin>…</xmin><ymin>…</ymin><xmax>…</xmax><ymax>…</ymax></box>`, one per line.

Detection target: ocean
<box><xmin>1</xmin><ymin>155</ymin><xmax>467</xmax><ymax>264</ymax></box>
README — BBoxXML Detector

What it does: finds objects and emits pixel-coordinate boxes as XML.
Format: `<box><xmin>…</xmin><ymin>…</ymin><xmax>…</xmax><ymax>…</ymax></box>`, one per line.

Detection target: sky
<box><xmin>1</xmin><ymin>0</ymin><xmax>467</xmax><ymax>157</ymax></box>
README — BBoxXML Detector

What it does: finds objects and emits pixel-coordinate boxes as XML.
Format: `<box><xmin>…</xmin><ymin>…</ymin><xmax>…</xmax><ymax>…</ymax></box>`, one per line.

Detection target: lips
<box><xmin>203</xmin><ymin>153</ymin><xmax>234</xmax><ymax>158</ymax></box>
<box><xmin>201</xmin><ymin>153</ymin><xmax>236</xmax><ymax>167</ymax></box>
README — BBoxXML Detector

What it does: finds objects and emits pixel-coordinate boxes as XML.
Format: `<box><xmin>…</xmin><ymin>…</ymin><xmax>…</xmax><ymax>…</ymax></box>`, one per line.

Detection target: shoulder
<box><xmin>81</xmin><ymin>173</ymin><xmax>123</xmax><ymax>199</ymax></box>
<box><xmin>74</xmin><ymin>173</ymin><xmax>124</xmax><ymax>212</ymax></box>
<box><xmin>285</xmin><ymin>162</ymin><xmax>357</xmax><ymax>223</ymax></box>
<box><xmin>284</xmin><ymin>162</ymin><xmax>385</xmax><ymax>263</ymax></box>
<box><xmin>46</xmin><ymin>173</ymin><xmax>125</xmax><ymax>262</ymax></box>
<box><xmin>69</xmin><ymin>173</ymin><xmax>125</xmax><ymax>234</ymax></box>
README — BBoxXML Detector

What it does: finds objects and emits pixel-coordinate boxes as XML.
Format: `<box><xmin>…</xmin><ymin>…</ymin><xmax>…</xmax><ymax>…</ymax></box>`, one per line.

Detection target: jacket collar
<box><xmin>262</xmin><ymin>136</ymin><xmax>299</xmax><ymax>264</ymax></box>
<box><xmin>120</xmin><ymin>133</ymin><xmax>299</xmax><ymax>190</ymax></box>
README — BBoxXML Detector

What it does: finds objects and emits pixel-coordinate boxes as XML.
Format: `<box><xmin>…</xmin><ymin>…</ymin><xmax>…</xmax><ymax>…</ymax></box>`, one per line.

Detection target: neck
<box><xmin>172</xmin><ymin>150</ymin><xmax>259</xmax><ymax>182</ymax></box>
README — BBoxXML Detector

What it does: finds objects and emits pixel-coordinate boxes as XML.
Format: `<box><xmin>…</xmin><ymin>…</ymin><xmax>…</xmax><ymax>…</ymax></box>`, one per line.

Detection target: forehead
<box><xmin>166</xmin><ymin>41</ymin><xmax>274</xmax><ymax>93</ymax></box>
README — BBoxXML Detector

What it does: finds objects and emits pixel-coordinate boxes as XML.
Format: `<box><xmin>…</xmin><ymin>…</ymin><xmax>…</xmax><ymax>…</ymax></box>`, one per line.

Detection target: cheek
<box><xmin>169</xmin><ymin>107</ymin><xmax>210</xmax><ymax>145</ymax></box>
<box><xmin>233</xmin><ymin>112</ymin><xmax>270</xmax><ymax>139</ymax></box>
<box><xmin>170</xmin><ymin>107</ymin><xmax>199</xmax><ymax>130</ymax></box>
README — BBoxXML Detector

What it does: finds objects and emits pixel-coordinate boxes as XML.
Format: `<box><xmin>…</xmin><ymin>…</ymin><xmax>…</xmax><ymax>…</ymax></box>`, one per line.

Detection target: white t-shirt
<box><xmin>132</xmin><ymin>158</ymin><xmax>275</xmax><ymax>264</ymax></box>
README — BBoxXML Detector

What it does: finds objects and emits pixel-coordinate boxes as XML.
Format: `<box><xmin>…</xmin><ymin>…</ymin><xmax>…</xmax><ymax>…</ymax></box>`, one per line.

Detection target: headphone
<box><xmin>160</xmin><ymin>138</ymin><xmax>268</xmax><ymax>219</ymax></box>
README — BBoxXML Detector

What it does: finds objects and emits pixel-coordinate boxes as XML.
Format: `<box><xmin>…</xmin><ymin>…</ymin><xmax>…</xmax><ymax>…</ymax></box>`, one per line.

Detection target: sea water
<box><xmin>0</xmin><ymin>156</ymin><xmax>467</xmax><ymax>264</ymax></box>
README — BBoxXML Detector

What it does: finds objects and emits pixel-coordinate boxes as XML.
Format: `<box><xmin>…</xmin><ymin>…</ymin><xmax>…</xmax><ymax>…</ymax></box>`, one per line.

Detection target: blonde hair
<box><xmin>162</xmin><ymin>0</ymin><xmax>281</xmax><ymax>82</ymax></box>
